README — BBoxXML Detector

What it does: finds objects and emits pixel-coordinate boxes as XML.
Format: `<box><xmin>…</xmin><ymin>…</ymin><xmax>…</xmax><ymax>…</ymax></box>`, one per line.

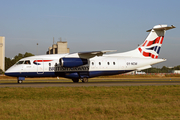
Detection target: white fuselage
<box><xmin>5</xmin><ymin>54</ymin><xmax>165</xmax><ymax>79</ymax></box>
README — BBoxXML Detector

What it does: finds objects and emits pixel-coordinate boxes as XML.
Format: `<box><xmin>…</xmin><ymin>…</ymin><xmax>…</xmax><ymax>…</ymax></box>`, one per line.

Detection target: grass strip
<box><xmin>0</xmin><ymin>86</ymin><xmax>180</xmax><ymax>119</ymax></box>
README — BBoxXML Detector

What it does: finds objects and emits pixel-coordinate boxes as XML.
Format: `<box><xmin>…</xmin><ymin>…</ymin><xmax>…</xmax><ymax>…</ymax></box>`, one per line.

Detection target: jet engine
<box><xmin>59</xmin><ymin>58</ymin><xmax>88</xmax><ymax>67</ymax></box>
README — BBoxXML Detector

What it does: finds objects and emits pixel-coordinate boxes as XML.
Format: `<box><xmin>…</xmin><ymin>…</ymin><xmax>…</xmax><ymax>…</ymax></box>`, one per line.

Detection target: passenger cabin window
<box><xmin>49</xmin><ymin>63</ymin><xmax>51</xmax><ymax>66</ymax></box>
<box><xmin>99</xmin><ymin>62</ymin><xmax>101</xmax><ymax>65</ymax></box>
<box><xmin>107</xmin><ymin>62</ymin><xmax>110</xmax><ymax>65</ymax></box>
<box><xmin>92</xmin><ymin>62</ymin><xmax>94</xmax><ymax>65</ymax></box>
<box><xmin>113</xmin><ymin>62</ymin><xmax>115</xmax><ymax>65</ymax></box>
<box><xmin>24</xmin><ymin>60</ymin><xmax>31</xmax><ymax>64</ymax></box>
<box><xmin>16</xmin><ymin>61</ymin><xmax>24</xmax><ymax>65</ymax></box>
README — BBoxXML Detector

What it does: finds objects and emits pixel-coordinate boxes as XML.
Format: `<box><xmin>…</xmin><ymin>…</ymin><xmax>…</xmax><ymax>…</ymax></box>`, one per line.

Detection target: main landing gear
<box><xmin>81</xmin><ymin>78</ymin><xmax>88</xmax><ymax>83</ymax></box>
<box><xmin>72</xmin><ymin>78</ymin><xmax>88</xmax><ymax>83</ymax></box>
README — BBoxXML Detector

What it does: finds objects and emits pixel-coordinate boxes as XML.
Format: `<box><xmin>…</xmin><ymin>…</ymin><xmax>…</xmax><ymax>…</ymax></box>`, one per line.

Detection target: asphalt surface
<box><xmin>0</xmin><ymin>79</ymin><xmax>180</xmax><ymax>87</ymax></box>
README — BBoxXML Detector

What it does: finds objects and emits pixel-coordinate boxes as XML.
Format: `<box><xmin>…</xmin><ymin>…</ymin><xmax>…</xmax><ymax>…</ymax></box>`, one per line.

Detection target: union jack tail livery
<box><xmin>110</xmin><ymin>25</ymin><xmax>175</xmax><ymax>58</ymax></box>
<box><xmin>138</xmin><ymin>25</ymin><xmax>175</xmax><ymax>59</ymax></box>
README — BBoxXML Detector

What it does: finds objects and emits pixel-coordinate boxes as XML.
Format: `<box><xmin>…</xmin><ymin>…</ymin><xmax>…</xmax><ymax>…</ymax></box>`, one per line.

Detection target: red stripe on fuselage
<box><xmin>34</xmin><ymin>60</ymin><xmax>53</xmax><ymax>62</ymax></box>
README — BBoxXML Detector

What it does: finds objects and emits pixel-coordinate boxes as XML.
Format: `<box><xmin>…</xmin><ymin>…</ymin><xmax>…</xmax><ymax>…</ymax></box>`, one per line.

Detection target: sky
<box><xmin>0</xmin><ymin>0</ymin><xmax>180</xmax><ymax>68</ymax></box>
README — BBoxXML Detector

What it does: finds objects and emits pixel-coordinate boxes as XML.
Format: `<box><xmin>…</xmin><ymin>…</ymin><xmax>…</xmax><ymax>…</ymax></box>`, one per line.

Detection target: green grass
<box><xmin>0</xmin><ymin>86</ymin><xmax>180</xmax><ymax>120</ymax></box>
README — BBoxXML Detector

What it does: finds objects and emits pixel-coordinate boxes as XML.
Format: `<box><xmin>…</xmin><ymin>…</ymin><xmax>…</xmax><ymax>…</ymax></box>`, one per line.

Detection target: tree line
<box><xmin>143</xmin><ymin>65</ymin><xmax>180</xmax><ymax>73</ymax></box>
<box><xmin>5</xmin><ymin>52</ymin><xmax>34</xmax><ymax>71</ymax></box>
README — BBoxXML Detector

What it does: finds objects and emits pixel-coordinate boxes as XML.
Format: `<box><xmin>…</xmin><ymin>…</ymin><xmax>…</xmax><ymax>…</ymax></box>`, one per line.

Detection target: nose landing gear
<box><xmin>17</xmin><ymin>77</ymin><xmax>25</xmax><ymax>84</ymax></box>
<box><xmin>17</xmin><ymin>80</ymin><xmax>23</xmax><ymax>83</ymax></box>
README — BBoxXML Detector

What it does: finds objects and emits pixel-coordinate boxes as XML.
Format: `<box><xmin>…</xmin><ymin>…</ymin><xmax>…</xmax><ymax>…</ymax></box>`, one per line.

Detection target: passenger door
<box><xmin>36</xmin><ymin>59</ymin><xmax>44</xmax><ymax>74</ymax></box>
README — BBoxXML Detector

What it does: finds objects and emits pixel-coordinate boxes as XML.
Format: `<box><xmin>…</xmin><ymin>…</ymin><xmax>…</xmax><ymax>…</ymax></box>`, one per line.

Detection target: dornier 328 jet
<box><xmin>5</xmin><ymin>24</ymin><xmax>175</xmax><ymax>83</ymax></box>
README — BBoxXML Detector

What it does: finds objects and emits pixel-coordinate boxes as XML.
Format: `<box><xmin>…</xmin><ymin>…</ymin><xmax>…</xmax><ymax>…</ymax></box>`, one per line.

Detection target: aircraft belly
<box><xmin>4</xmin><ymin>72</ymin><xmax>56</xmax><ymax>77</ymax></box>
<box><xmin>88</xmin><ymin>70</ymin><xmax>133</xmax><ymax>78</ymax></box>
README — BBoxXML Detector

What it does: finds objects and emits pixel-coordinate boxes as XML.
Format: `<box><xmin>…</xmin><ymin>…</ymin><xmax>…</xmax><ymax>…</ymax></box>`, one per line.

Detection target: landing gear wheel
<box><xmin>17</xmin><ymin>80</ymin><xmax>23</xmax><ymax>84</ymax></box>
<box><xmin>17</xmin><ymin>77</ymin><xmax>25</xmax><ymax>84</ymax></box>
<box><xmin>82</xmin><ymin>78</ymin><xmax>88</xmax><ymax>83</ymax></box>
<box><xmin>72</xmin><ymin>79</ymin><xmax>79</xmax><ymax>83</ymax></box>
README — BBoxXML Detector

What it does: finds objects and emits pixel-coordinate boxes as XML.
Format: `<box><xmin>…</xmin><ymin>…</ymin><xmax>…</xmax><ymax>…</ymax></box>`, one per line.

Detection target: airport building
<box><xmin>0</xmin><ymin>36</ymin><xmax>5</xmax><ymax>71</ymax></box>
<box><xmin>47</xmin><ymin>40</ymin><xmax>69</xmax><ymax>54</ymax></box>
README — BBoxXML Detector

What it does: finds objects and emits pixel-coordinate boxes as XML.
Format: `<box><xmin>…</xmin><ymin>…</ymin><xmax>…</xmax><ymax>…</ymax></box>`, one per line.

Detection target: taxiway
<box><xmin>0</xmin><ymin>79</ymin><xmax>180</xmax><ymax>88</ymax></box>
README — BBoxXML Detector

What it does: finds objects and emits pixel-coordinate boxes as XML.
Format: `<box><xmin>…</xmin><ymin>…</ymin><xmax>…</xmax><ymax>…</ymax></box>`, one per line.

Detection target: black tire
<box><xmin>17</xmin><ymin>77</ymin><xmax>23</xmax><ymax>84</ymax></box>
<box><xmin>72</xmin><ymin>79</ymin><xmax>79</xmax><ymax>83</ymax></box>
<box><xmin>18</xmin><ymin>80</ymin><xmax>22</xmax><ymax>84</ymax></box>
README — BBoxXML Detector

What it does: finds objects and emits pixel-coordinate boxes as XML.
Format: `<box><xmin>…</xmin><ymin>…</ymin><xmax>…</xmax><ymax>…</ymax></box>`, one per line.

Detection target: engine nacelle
<box><xmin>59</xmin><ymin>58</ymin><xmax>88</xmax><ymax>67</ymax></box>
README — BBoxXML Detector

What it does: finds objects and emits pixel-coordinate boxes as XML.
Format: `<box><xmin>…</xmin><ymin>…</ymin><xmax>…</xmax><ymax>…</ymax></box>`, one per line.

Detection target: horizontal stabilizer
<box><xmin>146</xmin><ymin>25</ymin><xmax>175</xmax><ymax>32</ymax></box>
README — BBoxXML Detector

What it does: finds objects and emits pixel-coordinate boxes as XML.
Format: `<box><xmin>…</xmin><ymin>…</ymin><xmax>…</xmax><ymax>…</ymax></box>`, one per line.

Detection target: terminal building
<box><xmin>0</xmin><ymin>36</ymin><xmax>5</xmax><ymax>71</ymax></box>
<box><xmin>47</xmin><ymin>40</ymin><xmax>69</xmax><ymax>54</ymax></box>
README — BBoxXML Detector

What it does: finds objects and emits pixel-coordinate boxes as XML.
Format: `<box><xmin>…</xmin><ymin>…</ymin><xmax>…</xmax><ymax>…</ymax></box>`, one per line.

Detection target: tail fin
<box><xmin>110</xmin><ymin>24</ymin><xmax>175</xmax><ymax>58</ymax></box>
<box><xmin>137</xmin><ymin>25</ymin><xmax>175</xmax><ymax>59</ymax></box>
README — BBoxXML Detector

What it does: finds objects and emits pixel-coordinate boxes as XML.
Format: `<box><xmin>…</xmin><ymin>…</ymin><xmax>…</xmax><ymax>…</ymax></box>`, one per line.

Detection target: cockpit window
<box><xmin>16</xmin><ymin>61</ymin><xmax>24</xmax><ymax>65</ymax></box>
<box><xmin>24</xmin><ymin>60</ymin><xmax>31</xmax><ymax>64</ymax></box>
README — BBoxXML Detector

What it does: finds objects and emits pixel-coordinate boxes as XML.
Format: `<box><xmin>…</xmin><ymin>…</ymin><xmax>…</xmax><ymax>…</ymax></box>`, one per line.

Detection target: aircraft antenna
<box><xmin>37</xmin><ymin>43</ymin><xmax>38</xmax><ymax>55</ymax></box>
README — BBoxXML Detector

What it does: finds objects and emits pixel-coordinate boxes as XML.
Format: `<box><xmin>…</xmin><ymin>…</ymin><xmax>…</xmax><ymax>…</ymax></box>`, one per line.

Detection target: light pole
<box><xmin>37</xmin><ymin>43</ymin><xmax>38</xmax><ymax>55</ymax></box>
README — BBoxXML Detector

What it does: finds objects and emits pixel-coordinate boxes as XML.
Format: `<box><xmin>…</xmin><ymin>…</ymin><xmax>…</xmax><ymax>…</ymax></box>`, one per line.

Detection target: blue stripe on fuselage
<box><xmin>5</xmin><ymin>70</ymin><xmax>133</xmax><ymax>79</ymax></box>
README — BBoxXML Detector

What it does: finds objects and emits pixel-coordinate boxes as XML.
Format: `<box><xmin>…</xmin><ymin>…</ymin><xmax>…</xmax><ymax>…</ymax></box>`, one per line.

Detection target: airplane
<box><xmin>5</xmin><ymin>24</ymin><xmax>175</xmax><ymax>83</ymax></box>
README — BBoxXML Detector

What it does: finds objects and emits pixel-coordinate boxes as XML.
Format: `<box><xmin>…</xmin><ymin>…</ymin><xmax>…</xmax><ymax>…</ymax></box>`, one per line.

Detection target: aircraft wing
<box><xmin>78</xmin><ymin>50</ymin><xmax>117</xmax><ymax>59</ymax></box>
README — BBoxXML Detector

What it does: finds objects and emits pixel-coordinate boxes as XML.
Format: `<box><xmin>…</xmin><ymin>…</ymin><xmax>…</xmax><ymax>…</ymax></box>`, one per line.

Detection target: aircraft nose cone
<box><xmin>4</xmin><ymin>71</ymin><xmax>16</xmax><ymax>77</ymax></box>
<box><xmin>5</xmin><ymin>70</ymin><xmax>10</xmax><ymax>76</ymax></box>
<box><xmin>4</xmin><ymin>69</ymin><xmax>16</xmax><ymax>77</ymax></box>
